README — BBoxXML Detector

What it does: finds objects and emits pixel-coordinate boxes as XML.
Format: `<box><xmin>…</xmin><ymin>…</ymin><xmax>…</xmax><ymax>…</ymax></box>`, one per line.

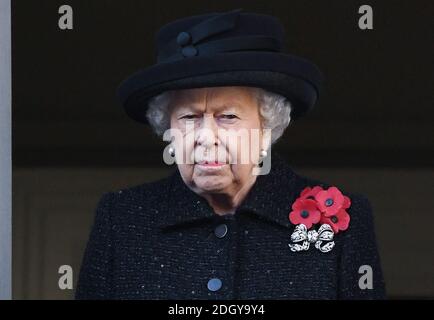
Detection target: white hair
<box><xmin>145</xmin><ymin>87</ymin><xmax>292</xmax><ymax>144</ymax></box>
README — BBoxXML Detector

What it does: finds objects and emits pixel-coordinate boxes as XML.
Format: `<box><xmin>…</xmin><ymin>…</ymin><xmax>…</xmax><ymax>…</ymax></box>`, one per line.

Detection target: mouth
<box><xmin>195</xmin><ymin>160</ymin><xmax>226</xmax><ymax>167</ymax></box>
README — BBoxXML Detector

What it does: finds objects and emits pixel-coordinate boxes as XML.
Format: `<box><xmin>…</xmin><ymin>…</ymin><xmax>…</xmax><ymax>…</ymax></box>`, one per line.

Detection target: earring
<box><xmin>168</xmin><ymin>146</ymin><xmax>175</xmax><ymax>157</ymax></box>
<box><xmin>257</xmin><ymin>148</ymin><xmax>267</xmax><ymax>168</ymax></box>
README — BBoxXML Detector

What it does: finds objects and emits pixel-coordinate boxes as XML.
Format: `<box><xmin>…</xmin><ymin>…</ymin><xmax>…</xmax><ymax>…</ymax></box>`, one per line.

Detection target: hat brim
<box><xmin>116</xmin><ymin>51</ymin><xmax>324</xmax><ymax>124</ymax></box>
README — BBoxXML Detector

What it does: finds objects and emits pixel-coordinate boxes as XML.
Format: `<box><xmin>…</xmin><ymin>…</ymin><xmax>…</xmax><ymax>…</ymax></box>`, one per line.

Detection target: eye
<box><xmin>220</xmin><ymin>114</ymin><xmax>239</xmax><ymax>120</ymax></box>
<box><xmin>180</xmin><ymin>114</ymin><xmax>199</xmax><ymax>120</ymax></box>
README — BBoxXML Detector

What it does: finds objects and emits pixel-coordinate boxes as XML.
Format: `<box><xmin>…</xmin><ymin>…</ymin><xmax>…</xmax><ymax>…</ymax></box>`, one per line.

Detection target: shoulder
<box><xmin>93</xmin><ymin>170</ymin><xmax>176</xmax><ymax>227</ymax></box>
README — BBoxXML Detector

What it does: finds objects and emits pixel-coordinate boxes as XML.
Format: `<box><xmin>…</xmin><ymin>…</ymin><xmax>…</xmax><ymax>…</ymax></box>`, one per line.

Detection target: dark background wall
<box><xmin>12</xmin><ymin>0</ymin><xmax>434</xmax><ymax>299</ymax></box>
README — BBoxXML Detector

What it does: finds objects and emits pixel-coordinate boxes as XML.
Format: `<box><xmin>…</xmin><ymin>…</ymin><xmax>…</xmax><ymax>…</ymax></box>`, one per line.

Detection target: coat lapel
<box><xmin>235</xmin><ymin>152</ymin><xmax>299</xmax><ymax>229</ymax></box>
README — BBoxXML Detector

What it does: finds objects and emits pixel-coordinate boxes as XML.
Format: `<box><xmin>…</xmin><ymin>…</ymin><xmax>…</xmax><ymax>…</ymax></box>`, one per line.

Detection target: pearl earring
<box><xmin>168</xmin><ymin>146</ymin><xmax>175</xmax><ymax>157</ymax></box>
<box><xmin>260</xmin><ymin>149</ymin><xmax>267</xmax><ymax>158</ymax></box>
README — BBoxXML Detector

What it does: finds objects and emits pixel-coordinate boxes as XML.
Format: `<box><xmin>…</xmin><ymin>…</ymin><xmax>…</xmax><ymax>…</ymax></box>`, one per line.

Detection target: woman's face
<box><xmin>169</xmin><ymin>86</ymin><xmax>268</xmax><ymax>197</ymax></box>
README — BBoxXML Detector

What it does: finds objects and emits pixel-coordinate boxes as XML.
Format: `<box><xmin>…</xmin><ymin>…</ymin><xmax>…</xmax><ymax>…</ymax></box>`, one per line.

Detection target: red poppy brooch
<box><xmin>288</xmin><ymin>186</ymin><xmax>351</xmax><ymax>253</ymax></box>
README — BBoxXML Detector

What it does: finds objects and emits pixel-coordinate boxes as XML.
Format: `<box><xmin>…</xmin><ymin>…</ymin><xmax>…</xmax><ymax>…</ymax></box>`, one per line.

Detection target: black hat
<box><xmin>116</xmin><ymin>8</ymin><xmax>324</xmax><ymax>124</ymax></box>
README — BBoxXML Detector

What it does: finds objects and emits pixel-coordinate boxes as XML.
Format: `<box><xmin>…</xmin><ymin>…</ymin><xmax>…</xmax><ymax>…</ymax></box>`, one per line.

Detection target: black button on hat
<box><xmin>176</xmin><ymin>31</ymin><xmax>191</xmax><ymax>46</ymax></box>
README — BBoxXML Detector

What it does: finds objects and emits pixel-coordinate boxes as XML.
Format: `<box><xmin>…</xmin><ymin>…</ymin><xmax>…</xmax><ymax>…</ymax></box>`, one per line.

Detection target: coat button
<box><xmin>207</xmin><ymin>278</ymin><xmax>222</xmax><ymax>292</ymax></box>
<box><xmin>214</xmin><ymin>224</ymin><xmax>228</xmax><ymax>238</ymax></box>
<box><xmin>176</xmin><ymin>31</ymin><xmax>191</xmax><ymax>46</ymax></box>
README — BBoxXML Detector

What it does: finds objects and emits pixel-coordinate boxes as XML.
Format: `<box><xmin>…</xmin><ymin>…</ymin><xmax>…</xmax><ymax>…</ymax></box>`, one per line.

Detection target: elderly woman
<box><xmin>76</xmin><ymin>9</ymin><xmax>386</xmax><ymax>299</ymax></box>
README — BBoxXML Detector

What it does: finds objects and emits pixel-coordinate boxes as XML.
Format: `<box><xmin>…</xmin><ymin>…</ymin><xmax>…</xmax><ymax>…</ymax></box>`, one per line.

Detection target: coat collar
<box><xmin>158</xmin><ymin>152</ymin><xmax>301</xmax><ymax>230</ymax></box>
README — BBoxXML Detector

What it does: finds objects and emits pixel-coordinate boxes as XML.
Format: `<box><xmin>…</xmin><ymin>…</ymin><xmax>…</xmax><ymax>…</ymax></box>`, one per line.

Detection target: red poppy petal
<box><xmin>315</xmin><ymin>190</ymin><xmax>327</xmax><ymax>203</ymax></box>
<box><xmin>302</xmin><ymin>210</ymin><xmax>321</xmax><ymax>229</ymax></box>
<box><xmin>343</xmin><ymin>196</ymin><xmax>351</xmax><ymax>209</ymax></box>
<box><xmin>337</xmin><ymin>208</ymin><xmax>349</xmax><ymax>219</ymax></box>
<box><xmin>330</xmin><ymin>187</ymin><xmax>345</xmax><ymax>206</ymax></box>
<box><xmin>293</xmin><ymin>199</ymin><xmax>318</xmax><ymax>211</ymax></box>
<box><xmin>319</xmin><ymin>215</ymin><xmax>333</xmax><ymax>227</ymax></box>
<box><xmin>319</xmin><ymin>216</ymin><xmax>327</xmax><ymax>226</ymax></box>
<box><xmin>329</xmin><ymin>222</ymin><xmax>339</xmax><ymax>233</ymax></box>
<box><xmin>304</xmin><ymin>199</ymin><xmax>319</xmax><ymax>211</ymax></box>
<box><xmin>292</xmin><ymin>198</ymin><xmax>304</xmax><ymax>210</ymax></box>
<box><xmin>289</xmin><ymin>211</ymin><xmax>302</xmax><ymax>225</ymax></box>
<box><xmin>315</xmin><ymin>191</ymin><xmax>328</xmax><ymax>212</ymax></box>
<box><xmin>322</xmin><ymin>205</ymin><xmax>340</xmax><ymax>217</ymax></box>
<box><xmin>311</xmin><ymin>186</ymin><xmax>324</xmax><ymax>195</ymax></box>
<box><xmin>311</xmin><ymin>210</ymin><xmax>321</xmax><ymax>224</ymax></box>
<box><xmin>316</xmin><ymin>187</ymin><xmax>346</xmax><ymax>216</ymax></box>
<box><xmin>338</xmin><ymin>218</ymin><xmax>350</xmax><ymax>231</ymax></box>
<box><xmin>329</xmin><ymin>186</ymin><xmax>342</xmax><ymax>197</ymax></box>
<box><xmin>304</xmin><ymin>221</ymin><xmax>314</xmax><ymax>229</ymax></box>
<box><xmin>302</xmin><ymin>186</ymin><xmax>323</xmax><ymax>199</ymax></box>
<box><xmin>328</xmin><ymin>209</ymin><xmax>349</xmax><ymax>231</ymax></box>
<box><xmin>338</xmin><ymin>210</ymin><xmax>350</xmax><ymax>227</ymax></box>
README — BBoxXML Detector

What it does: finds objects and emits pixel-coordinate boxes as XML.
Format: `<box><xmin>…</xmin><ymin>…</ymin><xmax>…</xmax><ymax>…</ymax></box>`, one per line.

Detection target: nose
<box><xmin>196</xmin><ymin>114</ymin><xmax>218</xmax><ymax>149</ymax></box>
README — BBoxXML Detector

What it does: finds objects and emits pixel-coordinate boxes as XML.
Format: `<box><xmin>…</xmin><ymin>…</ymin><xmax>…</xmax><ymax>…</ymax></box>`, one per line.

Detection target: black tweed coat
<box><xmin>75</xmin><ymin>152</ymin><xmax>386</xmax><ymax>299</ymax></box>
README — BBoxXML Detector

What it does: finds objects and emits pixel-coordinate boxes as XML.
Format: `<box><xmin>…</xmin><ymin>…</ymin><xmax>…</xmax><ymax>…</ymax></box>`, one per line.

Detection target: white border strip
<box><xmin>0</xmin><ymin>0</ymin><xmax>12</xmax><ymax>300</ymax></box>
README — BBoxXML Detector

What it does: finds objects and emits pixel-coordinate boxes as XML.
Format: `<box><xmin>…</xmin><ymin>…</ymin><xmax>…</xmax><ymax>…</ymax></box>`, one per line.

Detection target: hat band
<box><xmin>158</xmin><ymin>35</ymin><xmax>281</xmax><ymax>63</ymax></box>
